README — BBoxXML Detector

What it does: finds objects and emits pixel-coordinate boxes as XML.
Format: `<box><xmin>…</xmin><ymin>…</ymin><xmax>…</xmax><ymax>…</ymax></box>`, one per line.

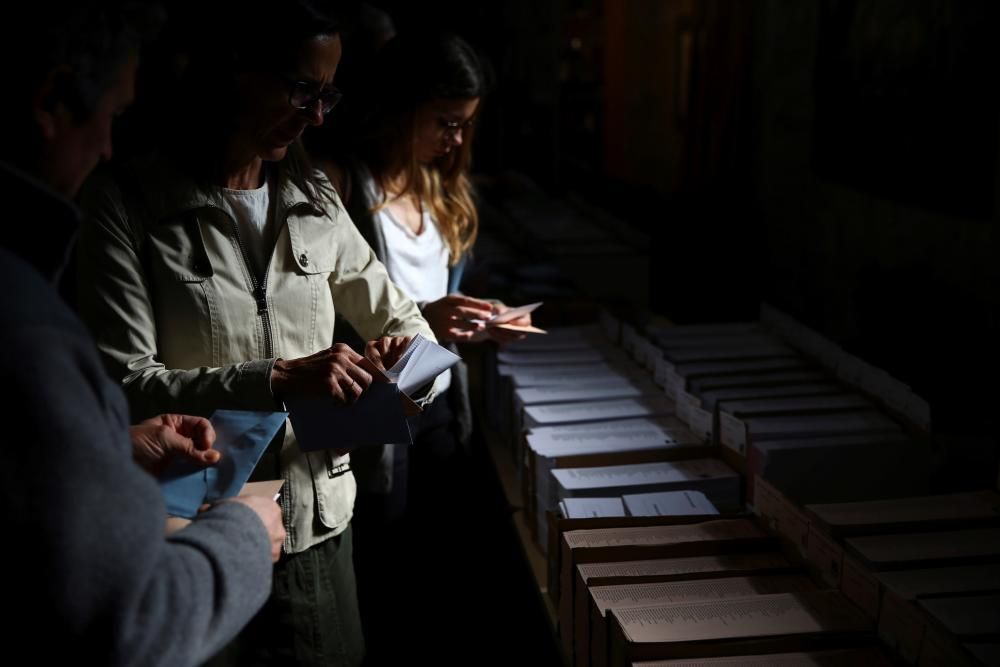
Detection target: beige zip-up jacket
<box><xmin>77</xmin><ymin>156</ymin><xmax>435</xmax><ymax>553</ymax></box>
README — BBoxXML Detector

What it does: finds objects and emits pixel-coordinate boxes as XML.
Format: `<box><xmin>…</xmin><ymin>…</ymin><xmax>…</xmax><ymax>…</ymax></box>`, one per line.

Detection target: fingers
<box><xmin>225</xmin><ymin>496</ymin><xmax>286</xmax><ymax>562</ymax></box>
<box><xmin>330</xmin><ymin>342</ymin><xmax>365</xmax><ymax>364</ymax></box>
<box><xmin>447</xmin><ymin>327</ymin><xmax>478</xmax><ymax>342</ymax></box>
<box><xmin>444</xmin><ymin>294</ymin><xmax>495</xmax><ymax>310</ymax></box>
<box><xmin>174</xmin><ymin>415</ymin><xmax>216</xmax><ymax>450</ymax></box>
<box><xmin>365</xmin><ymin>335</ymin><xmax>413</xmax><ymax>370</ymax></box>
<box><xmin>453</xmin><ymin>305</ymin><xmax>494</xmax><ymax>321</ymax></box>
<box><xmin>488</xmin><ymin>328</ymin><xmax>528</xmax><ymax>346</ymax></box>
<box><xmin>334</xmin><ymin>367</ymin><xmax>365</xmax><ymax>403</ymax></box>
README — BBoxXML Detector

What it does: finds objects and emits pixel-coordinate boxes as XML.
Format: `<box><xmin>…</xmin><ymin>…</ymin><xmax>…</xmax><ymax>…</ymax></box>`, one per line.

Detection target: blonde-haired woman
<box><xmin>313</xmin><ymin>32</ymin><xmax>530</xmax><ymax>657</ymax></box>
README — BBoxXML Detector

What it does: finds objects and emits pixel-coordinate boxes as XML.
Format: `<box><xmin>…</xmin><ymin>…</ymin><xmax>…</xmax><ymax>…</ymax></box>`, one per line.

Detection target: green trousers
<box><xmin>205</xmin><ymin>525</ymin><xmax>365</xmax><ymax>667</ymax></box>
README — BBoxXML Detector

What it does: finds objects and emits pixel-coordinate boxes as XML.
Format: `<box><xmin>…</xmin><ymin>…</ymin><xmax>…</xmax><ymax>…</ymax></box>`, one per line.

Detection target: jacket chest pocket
<box><xmin>284</xmin><ymin>211</ymin><xmax>341</xmax><ymax>351</ymax></box>
<box><xmin>144</xmin><ymin>219</ymin><xmax>219</xmax><ymax>365</ymax></box>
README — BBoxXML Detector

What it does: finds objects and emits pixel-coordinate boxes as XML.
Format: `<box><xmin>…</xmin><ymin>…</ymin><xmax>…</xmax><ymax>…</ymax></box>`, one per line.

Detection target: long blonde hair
<box><xmin>357</xmin><ymin>34</ymin><xmax>487</xmax><ymax>267</ymax></box>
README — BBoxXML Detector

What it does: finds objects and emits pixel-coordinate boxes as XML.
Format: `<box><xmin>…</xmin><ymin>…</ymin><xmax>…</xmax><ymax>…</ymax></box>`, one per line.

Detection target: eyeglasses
<box><xmin>282</xmin><ymin>77</ymin><xmax>344</xmax><ymax>114</ymax></box>
<box><xmin>437</xmin><ymin>116</ymin><xmax>475</xmax><ymax>138</ymax></box>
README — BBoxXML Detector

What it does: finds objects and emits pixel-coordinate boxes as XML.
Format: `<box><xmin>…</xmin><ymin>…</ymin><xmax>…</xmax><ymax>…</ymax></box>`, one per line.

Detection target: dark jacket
<box><xmin>0</xmin><ymin>162</ymin><xmax>274</xmax><ymax>666</ymax></box>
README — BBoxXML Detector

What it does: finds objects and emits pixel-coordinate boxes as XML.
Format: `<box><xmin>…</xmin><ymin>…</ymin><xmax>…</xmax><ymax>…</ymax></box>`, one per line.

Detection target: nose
<box><xmin>304</xmin><ymin>99</ymin><xmax>325</xmax><ymax>127</ymax></box>
<box><xmin>448</xmin><ymin>129</ymin><xmax>463</xmax><ymax>148</ymax></box>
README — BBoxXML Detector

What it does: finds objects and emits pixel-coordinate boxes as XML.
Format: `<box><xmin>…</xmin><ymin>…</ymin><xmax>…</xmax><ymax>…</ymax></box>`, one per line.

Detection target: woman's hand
<box><xmin>271</xmin><ymin>343</ymin><xmax>373</xmax><ymax>404</ymax></box>
<box><xmin>482</xmin><ymin>302</ymin><xmax>531</xmax><ymax>346</ymax></box>
<box><xmin>421</xmin><ymin>295</ymin><xmax>494</xmax><ymax>343</ymax></box>
<box><xmin>365</xmin><ymin>335</ymin><xmax>412</xmax><ymax>371</ymax></box>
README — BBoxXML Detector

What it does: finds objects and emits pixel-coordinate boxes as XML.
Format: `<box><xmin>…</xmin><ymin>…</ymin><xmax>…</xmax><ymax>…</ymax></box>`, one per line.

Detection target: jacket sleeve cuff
<box><xmin>237</xmin><ymin>358</ymin><xmax>279</xmax><ymax>402</ymax></box>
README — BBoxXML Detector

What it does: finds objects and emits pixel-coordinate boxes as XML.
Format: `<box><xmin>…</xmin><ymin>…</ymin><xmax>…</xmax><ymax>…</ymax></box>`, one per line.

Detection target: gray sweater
<box><xmin>0</xmin><ymin>163</ymin><xmax>274</xmax><ymax>666</ymax></box>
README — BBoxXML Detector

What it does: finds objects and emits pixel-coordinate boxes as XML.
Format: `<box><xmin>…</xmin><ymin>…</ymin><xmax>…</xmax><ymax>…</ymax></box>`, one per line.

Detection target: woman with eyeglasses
<box><xmin>308</xmin><ymin>32</ymin><xmax>532</xmax><ymax>658</ymax></box>
<box><xmin>75</xmin><ymin>2</ymin><xmax>437</xmax><ymax>665</ymax></box>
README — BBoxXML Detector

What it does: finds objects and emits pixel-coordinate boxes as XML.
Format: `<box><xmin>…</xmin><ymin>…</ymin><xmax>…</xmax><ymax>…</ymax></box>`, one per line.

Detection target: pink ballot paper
<box><xmin>482</xmin><ymin>301</ymin><xmax>546</xmax><ymax>334</ymax></box>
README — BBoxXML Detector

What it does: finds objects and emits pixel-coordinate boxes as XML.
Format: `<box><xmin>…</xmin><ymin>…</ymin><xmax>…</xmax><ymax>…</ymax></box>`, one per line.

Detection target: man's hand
<box><xmin>217</xmin><ymin>495</ymin><xmax>285</xmax><ymax>562</ymax></box>
<box><xmin>271</xmin><ymin>343</ymin><xmax>373</xmax><ymax>404</ymax></box>
<box><xmin>130</xmin><ymin>414</ymin><xmax>220</xmax><ymax>477</ymax></box>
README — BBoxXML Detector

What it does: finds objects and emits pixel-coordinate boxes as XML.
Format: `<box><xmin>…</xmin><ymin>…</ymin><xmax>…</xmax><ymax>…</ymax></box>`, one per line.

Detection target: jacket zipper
<box><xmin>226</xmin><ymin>209</ymin><xmax>291</xmax><ymax>547</ymax></box>
<box><xmin>226</xmin><ymin>215</ymin><xmax>274</xmax><ymax>360</ymax></box>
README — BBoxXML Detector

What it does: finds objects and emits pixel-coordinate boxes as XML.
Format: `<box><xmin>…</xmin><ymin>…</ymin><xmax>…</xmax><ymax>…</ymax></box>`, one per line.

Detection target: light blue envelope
<box><xmin>159</xmin><ymin>409</ymin><xmax>287</xmax><ymax>518</ymax></box>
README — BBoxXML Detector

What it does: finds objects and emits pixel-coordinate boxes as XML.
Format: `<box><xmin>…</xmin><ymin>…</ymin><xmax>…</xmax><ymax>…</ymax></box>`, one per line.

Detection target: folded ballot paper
<box><xmin>287</xmin><ymin>334</ymin><xmax>460</xmax><ymax>452</ymax></box>
<box><xmin>476</xmin><ymin>301</ymin><xmax>547</xmax><ymax>334</ymax></box>
<box><xmin>159</xmin><ymin>409</ymin><xmax>288</xmax><ymax>518</ymax></box>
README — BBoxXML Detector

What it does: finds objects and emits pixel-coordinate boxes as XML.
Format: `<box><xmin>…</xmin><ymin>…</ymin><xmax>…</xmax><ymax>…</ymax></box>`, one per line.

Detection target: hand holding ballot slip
<box><xmin>476</xmin><ymin>301</ymin><xmax>547</xmax><ymax>338</ymax></box>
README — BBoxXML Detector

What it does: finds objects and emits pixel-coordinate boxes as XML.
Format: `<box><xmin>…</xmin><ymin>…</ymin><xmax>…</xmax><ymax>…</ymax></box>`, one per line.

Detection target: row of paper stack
<box><xmin>480</xmin><ymin>306</ymin><xmax>981</xmax><ymax>666</ymax></box>
<box><xmin>484</xmin><ymin>314</ymin><xmax>884</xmax><ymax>666</ymax></box>
<box><xmin>482</xmin><ymin>316</ymin><xmax>742</xmax><ymax>557</ymax></box>
<box><xmin>619</xmin><ymin>307</ymin><xmax>933</xmax><ymax>506</ymax></box>
<box><xmin>551</xmin><ymin>513</ymin><xmax>900</xmax><ymax>667</ymax></box>
<box><xmin>753</xmin><ymin>475</ymin><xmax>1000</xmax><ymax>667</ymax></box>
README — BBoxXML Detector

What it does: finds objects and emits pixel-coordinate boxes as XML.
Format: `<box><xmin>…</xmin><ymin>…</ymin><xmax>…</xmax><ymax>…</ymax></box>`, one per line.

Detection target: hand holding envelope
<box><xmin>159</xmin><ymin>410</ymin><xmax>288</xmax><ymax>519</ymax></box>
<box><xmin>287</xmin><ymin>334</ymin><xmax>461</xmax><ymax>452</ymax></box>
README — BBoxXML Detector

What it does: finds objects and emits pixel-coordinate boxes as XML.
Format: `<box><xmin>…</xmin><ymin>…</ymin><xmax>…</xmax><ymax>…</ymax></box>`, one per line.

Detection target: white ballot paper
<box><xmin>385</xmin><ymin>333</ymin><xmax>461</xmax><ymax>396</ymax></box>
<box><xmin>623</xmin><ymin>490</ymin><xmax>719</xmax><ymax>517</ymax></box>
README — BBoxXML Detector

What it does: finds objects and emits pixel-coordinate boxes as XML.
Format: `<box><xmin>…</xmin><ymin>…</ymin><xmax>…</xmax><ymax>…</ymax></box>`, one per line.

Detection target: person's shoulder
<box><xmin>0</xmin><ymin>248</ymin><xmax>84</xmax><ymax>334</ymax></box>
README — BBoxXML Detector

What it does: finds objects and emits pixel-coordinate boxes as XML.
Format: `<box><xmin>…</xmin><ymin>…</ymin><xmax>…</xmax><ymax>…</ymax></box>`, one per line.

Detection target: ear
<box><xmin>31</xmin><ymin>67</ymin><xmax>75</xmax><ymax>143</ymax></box>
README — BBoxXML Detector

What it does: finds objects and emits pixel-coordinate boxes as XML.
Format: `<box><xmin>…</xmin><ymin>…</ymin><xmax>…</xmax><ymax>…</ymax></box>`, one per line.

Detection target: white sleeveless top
<box><xmin>362</xmin><ymin>172</ymin><xmax>451</xmax><ymax>393</ymax></box>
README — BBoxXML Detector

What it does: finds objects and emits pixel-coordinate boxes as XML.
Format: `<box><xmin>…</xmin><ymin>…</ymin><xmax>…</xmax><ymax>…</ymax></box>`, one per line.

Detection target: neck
<box><xmin>222</xmin><ymin>144</ymin><xmax>264</xmax><ymax>189</ymax></box>
<box><xmin>383</xmin><ymin>166</ymin><xmax>415</xmax><ymax>199</ymax></box>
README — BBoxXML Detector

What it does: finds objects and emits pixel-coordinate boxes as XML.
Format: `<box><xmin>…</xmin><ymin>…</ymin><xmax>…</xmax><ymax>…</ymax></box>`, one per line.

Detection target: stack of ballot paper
<box><xmin>606</xmin><ymin>591</ymin><xmax>873</xmax><ymax>666</ymax></box>
<box><xmin>586</xmin><ymin>575</ymin><xmax>817</xmax><ymax>667</ymax></box>
<box><xmin>500</xmin><ymin>362</ymin><xmax>642</xmax><ymax>388</ymax></box>
<box><xmin>622</xmin><ymin>490</ymin><xmax>719</xmax><ymax>517</ymax></box>
<box><xmin>805</xmin><ymin>490</ymin><xmax>1000</xmax><ymax>538</ymax></box>
<box><xmin>551</xmin><ymin>459</ymin><xmax>741</xmax><ymax>514</ymax></box>
<box><xmin>845</xmin><ymin>527</ymin><xmax>1000</xmax><ymax>571</ymax></box>
<box><xmin>523</xmin><ymin>396</ymin><xmax>676</xmax><ymax>429</ymax></box>
<box><xmin>876</xmin><ymin>564</ymin><xmax>1000</xmax><ymax>663</ymax></box>
<box><xmin>560</xmin><ymin>497</ymin><xmax>627</xmax><ymax>519</ymax></box>
<box><xmin>628</xmin><ymin>649</ymin><xmax>893</xmax><ymax>666</ymax></box>
<box><xmin>746</xmin><ymin>431</ymin><xmax>926</xmax><ymax>504</ymax></box>
<box><xmin>504</xmin><ymin>323</ymin><xmax>606</xmax><ymax>351</ymax></box>
<box><xmin>664</xmin><ymin>357</ymin><xmax>811</xmax><ymax>400</ymax></box>
<box><xmin>513</xmin><ymin>377</ymin><xmax>662</xmax><ymax>433</ymax></box>
<box><xmin>567</xmin><ymin>552</ymin><xmax>797</xmax><ymax>643</ymax></box>
<box><xmin>160</xmin><ymin>410</ymin><xmax>287</xmax><ymax>518</ymax></box>
<box><xmin>286</xmin><ymin>333</ymin><xmax>460</xmax><ymax>451</ymax></box>
<box><xmin>687</xmin><ymin>369</ymin><xmax>831</xmax><ymax>395</ymax></box>
<box><xmin>528</xmin><ymin>417</ymin><xmax>709</xmax><ymax>546</ymax></box>
<box><xmin>558</xmin><ymin>520</ymin><xmax>774</xmax><ymax>660</ymax></box>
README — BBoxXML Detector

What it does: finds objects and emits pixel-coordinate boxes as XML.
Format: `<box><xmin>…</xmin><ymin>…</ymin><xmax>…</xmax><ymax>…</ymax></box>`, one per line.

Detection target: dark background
<box><xmin>345</xmin><ymin>0</ymin><xmax>998</xmax><ymax>488</ymax></box>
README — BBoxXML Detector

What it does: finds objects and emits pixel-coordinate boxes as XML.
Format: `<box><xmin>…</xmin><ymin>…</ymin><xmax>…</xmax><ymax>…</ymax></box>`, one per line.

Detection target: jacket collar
<box><xmin>129</xmin><ymin>154</ymin><xmax>326</xmax><ymax>224</ymax></box>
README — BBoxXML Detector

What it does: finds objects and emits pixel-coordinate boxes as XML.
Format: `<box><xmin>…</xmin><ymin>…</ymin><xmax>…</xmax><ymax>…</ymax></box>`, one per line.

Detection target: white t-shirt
<box><xmin>222</xmin><ymin>180</ymin><xmax>272</xmax><ymax>280</ymax></box>
<box><xmin>364</xmin><ymin>175</ymin><xmax>451</xmax><ymax>393</ymax></box>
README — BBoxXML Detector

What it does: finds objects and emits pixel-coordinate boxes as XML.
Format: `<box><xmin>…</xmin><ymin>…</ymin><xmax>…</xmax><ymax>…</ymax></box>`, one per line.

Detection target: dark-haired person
<box><xmin>0</xmin><ymin>2</ymin><xmax>284</xmax><ymax>665</ymax></box>
<box><xmin>76</xmin><ymin>1</ymin><xmax>435</xmax><ymax>664</ymax></box>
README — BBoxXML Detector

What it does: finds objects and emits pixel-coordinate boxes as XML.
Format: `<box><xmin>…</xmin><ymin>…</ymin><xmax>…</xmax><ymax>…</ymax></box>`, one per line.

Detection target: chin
<box><xmin>260</xmin><ymin>145</ymin><xmax>290</xmax><ymax>162</ymax></box>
